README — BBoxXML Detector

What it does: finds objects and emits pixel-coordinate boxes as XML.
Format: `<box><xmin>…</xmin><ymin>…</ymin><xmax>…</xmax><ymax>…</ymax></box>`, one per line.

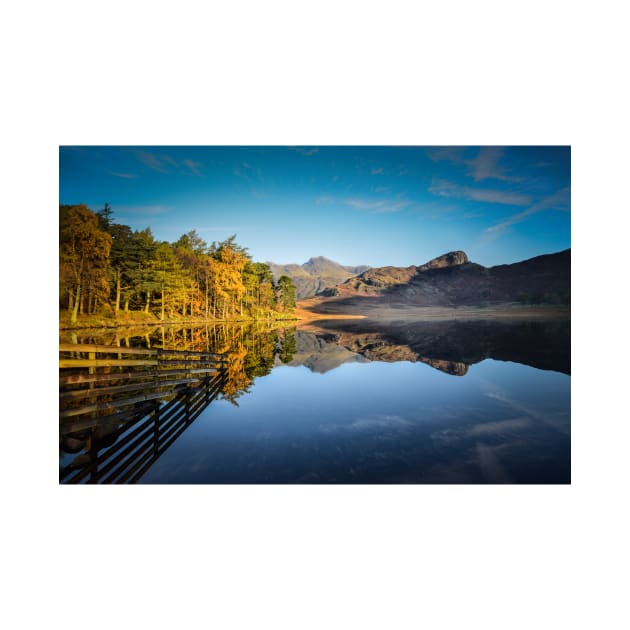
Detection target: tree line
<box><xmin>60</xmin><ymin>204</ymin><xmax>296</xmax><ymax>324</ymax></box>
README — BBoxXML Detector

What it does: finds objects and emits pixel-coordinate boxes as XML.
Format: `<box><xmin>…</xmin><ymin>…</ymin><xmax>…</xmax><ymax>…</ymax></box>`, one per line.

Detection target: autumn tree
<box><xmin>60</xmin><ymin>204</ymin><xmax>112</xmax><ymax>323</ymax></box>
<box><xmin>209</xmin><ymin>236</ymin><xmax>249</xmax><ymax>318</ymax></box>
<box><xmin>59</xmin><ymin>210</ymin><xmax>296</xmax><ymax>323</ymax></box>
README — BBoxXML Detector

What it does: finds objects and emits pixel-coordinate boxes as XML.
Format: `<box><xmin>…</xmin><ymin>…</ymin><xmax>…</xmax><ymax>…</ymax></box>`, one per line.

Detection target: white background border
<box><xmin>3</xmin><ymin>1</ymin><xmax>628</xmax><ymax>629</ymax></box>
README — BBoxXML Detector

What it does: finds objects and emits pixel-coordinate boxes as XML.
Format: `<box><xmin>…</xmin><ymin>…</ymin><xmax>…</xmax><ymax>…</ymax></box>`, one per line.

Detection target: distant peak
<box><xmin>418</xmin><ymin>251</ymin><xmax>469</xmax><ymax>271</ymax></box>
<box><xmin>305</xmin><ymin>256</ymin><xmax>333</xmax><ymax>264</ymax></box>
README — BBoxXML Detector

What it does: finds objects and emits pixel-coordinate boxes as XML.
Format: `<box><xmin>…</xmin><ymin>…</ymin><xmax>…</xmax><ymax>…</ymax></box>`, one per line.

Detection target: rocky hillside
<box><xmin>267</xmin><ymin>256</ymin><xmax>369</xmax><ymax>299</ymax></box>
<box><xmin>316</xmin><ymin>249</ymin><xmax>570</xmax><ymax>309</ymax></box>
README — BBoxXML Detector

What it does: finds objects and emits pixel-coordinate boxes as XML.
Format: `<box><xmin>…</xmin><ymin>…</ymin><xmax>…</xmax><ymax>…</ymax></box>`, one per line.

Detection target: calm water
<box><xmin>59</xmin><ymin>320</ymin><xmax>570</xmax><ymax>484</ymax></box>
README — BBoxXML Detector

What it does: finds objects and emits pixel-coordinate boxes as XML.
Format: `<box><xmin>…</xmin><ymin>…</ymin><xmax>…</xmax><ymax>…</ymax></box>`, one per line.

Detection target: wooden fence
<box><xmin>59</xmin><ymin>343</ymin><xmax>228</xmax><ymax>484</ymax></box>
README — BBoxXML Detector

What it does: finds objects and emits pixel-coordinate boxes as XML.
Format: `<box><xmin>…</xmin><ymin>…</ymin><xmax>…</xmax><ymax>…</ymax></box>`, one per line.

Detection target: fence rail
<box><xmin>59</xmin><ymin>342</ymin><xmax>229</xmax><ymax>484</ymax></box>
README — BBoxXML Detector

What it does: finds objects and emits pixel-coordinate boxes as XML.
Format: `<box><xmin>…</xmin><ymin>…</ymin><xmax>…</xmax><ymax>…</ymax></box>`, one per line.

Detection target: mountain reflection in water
<box><xmin>304</xmin><ymin>318</ymin><xmax>570</xmax><ymax>376</ymax></box>
<box><xmin>59</xmin><ymin>319</ymin><xmax>570</xmax><ymax>483</ymax></box>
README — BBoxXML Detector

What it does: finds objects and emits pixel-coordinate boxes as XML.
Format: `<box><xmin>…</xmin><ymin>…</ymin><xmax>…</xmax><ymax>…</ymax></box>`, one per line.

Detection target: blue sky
<box><xmin>59</xmin><ymin>146</ymin><xmax>570</xmax><ymax>267</ymax></box>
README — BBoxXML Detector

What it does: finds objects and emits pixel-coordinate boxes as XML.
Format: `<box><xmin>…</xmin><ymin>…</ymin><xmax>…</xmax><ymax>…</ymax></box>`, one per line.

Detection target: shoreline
<box><xmin>58</xmin><ymin>303</ymin><xmax>569</xmax><ymax>333</ymax></box>
<box><xmin>295</xmin><ymin>300</ymin><xmax>570</xmax><ymax>325</ymax></box>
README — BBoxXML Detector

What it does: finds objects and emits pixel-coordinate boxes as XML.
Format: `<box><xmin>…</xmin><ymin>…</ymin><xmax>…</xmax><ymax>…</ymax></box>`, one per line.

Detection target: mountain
<box><xmin>267</xmin><ymin>256</ymin><xmax>370</xmax><ymax>299</ymax></box>
<box><xmin>311</xmin><ymin>318</ymin><xmax>571</xmax><ymax>375</ymax></box>
<box><xmin>277</xmin><ymin>331</ymin><xmax>369</xmax><ymax>373</ymax></box>
<box><xmin>314</xmin><ymin>249</ymin><xmax>570</xmax><ymax>310</ymax></box>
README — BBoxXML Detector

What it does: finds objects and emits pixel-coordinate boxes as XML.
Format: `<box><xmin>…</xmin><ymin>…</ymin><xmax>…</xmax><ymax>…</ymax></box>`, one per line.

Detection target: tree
<box><xmin>174</xmin><ymin>231</ymin><xmax>208</xmax><ymax>317</ymax></box>
<box><xmin>107</xmin><ymin>222</ymin><xmax>134</xmax><ymax>314</ymax></box>
<box><xmin>209</xmin><ymin>236</ymin><xmax>250</xmax><ymax>318</ymax></box>
<box><xmin>174</xmin><ymin>229</ymin><xmax>208</xmax><ymax>255</ymax></box>
<box><xmin>128</xmin><ymin>228</ymin><xmax>159</xmax><ymax>313</ymax></box>
<box><xmin>151</xmin><ymin>242</ymin><xmax>180</xmax><ymax>320</ymax></box>
<box><xmin>276</xmin><ymin>275</ymin><xmax>296</xmax><ymax>312</ymax></box>
<box><xmin>96</xmin><ymin>203</ymin><xmax>114</xmax><ymax>231</ymax></box>
<box><xmin>59</xmin><ymin>214</ymin><xmax>292</xmax><ymax>323</ymax></box>
<box><xmin>60</xmin><ymin>204</ymin><xmax>112</xmax><ymax>323</ymax></box>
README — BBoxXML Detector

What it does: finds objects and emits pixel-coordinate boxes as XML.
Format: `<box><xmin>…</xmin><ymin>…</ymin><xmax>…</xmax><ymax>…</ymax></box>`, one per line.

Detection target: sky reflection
<box><xmin>140</xmin><ymin>359</ymin><xmax>570</xmax><ymax>484</ymax></box>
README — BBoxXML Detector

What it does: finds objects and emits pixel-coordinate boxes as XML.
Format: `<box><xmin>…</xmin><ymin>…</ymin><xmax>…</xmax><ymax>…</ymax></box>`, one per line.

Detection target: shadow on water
<box><xmin>60</xmin><ymin>318</ymin><xmax>570</xmax><ymax>483</ymax></box>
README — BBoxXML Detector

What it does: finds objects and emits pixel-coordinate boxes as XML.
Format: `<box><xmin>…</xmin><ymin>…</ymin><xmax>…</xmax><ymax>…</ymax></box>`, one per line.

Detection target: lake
<box><xmin>59</xmin><ymin>319</ymin><xmax>570</xmax><ymax>484</ymax></box>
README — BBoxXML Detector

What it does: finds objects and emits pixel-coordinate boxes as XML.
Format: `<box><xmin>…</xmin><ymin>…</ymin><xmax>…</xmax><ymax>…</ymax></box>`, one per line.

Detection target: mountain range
<box><xmin>311</xmin><ymin>249</ymin><xmax>571</xmax><ymax>312</ymax></box>
<box><xmin>267</xmin><ymin>256</ymin><xmax>370</xmax><ymax>299</ymax></box>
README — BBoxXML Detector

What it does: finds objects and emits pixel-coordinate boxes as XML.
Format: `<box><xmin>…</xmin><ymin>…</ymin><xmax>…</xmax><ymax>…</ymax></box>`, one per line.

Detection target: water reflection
<box><xmin>60</xmin><ymin>371</ymin><xmax>226</xmax><ymax>483</ymax></box>
<box><xmin>60</xmin><ymin>319</ymin><xmax>570</xmax><ymax>483</ymax></box>
<box><xmin>308</xmin><ymin>319</ymin><xmax>570</xmax><ymax>375</ymax></box>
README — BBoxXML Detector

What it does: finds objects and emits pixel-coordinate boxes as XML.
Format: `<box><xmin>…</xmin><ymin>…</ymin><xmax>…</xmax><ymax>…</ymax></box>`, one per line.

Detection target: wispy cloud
<box><xmin>134</xmin><ymin>150</ymin><xmax>204</xmax><ymax>176</ymax></box>
<box><xmin>315</xmin><ymin>194</ymin><xmax>411</xmax><ymax>213</ymax></box>
<box><xmin>468</xmin><ymin>418</ymin><xmax>531</xmax><ymax>436</ymax></box>
<box><xmin>374</xmin><ymin>185</ymin><xmax>391</xmax><ymax>193</ymax></box>
<box><xmin>467</xmin><ymin>147</ymin><xmax>522</xmax><ymax>182</ymax></box>
<box><xmin>484</xmin><ymin>187</ymin><xmax>570</xmax><ymax>238</ymax></box>
<box><xmin>135</xmin><ymin>150</ymin><xmax>171</xmax><ymax>173</ymax></box>
<box><xmin>320</xmin><ymin>414</ymin><xmax>413</xmax><ymax>434</ymax></box>
<box><xmin>426</xmin><ymin>146</ymin><xmax>523</xmax><ymax>183</ymax></box>
<box><xmin>232</xmin><ymin>166</ymin><xmax>252</xmax><ymax>182</ymax></box>
<box><xmin>476</xmin><ymin>443</ymin><xmax>513</xmax><ymax>483</ymax></box>
<box><xmin>429</xmin><ymin>178</ymin><xmax>531</xmax><ymax>206</ymax></box>
<box><xmin>344</xmin><ymin>196</ymin><xmax>411</xmax><ymax>213</ymax></box>
<box><xmin>109</xmin><ymin>171</ymin><xmax>139</xmax><ymax>179</ymax></box>
<box><xmin>425</xmin><ymin>146</ymin><xmax>466</xmax><ymax>164</ymax></box>
<box><xmin>182</xmin><ymin>159</ymin><xmax>204</xmax><ymax>177</ymax></box>
<box><xmin>370</xmin><ymin>167</ymin><xmax>384</xmax><ymax>175</ymax></box>
<box><xmin>289</xmin><ymin>147</ymin><xmax>319</xmax><ymax>156</ymax></box>
<box><xmin>232</xmin><ymin>161</ymin><xmax>264</xmax><ymax>185</ymax></box>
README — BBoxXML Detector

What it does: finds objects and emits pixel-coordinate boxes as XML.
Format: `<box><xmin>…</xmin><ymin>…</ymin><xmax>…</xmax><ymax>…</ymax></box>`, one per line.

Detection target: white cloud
<box><xmin>426</xmin><ymin>146</ymin><xmax>524</xmax><ymax>182</ymax></box>
<box><xmin>429</xmin><ymin>178</ymin><xmax>532</xmax><ymax>206</ymax></box>
<box><xmin>425</xmin><ymin>146</ymin><xmax>466</xmax><ymax>164</ymax></box>
<box><xmin>109</xmin><ymin>171</ymin><xmax>138</xmax><ymax>179</ymax></box>
<box><xmin>134</xmin><ymin>150</ymin><xmax>204</xmax><ymax>177</ymax></box>
<box><xmin>182</xmin><ymin>159</ymin><xmax>204</xmax><ymax>176</ymax></box>
<box><xmin>467</xmin><ymin>146</ymin><xmax>522</xmax><ymax>182</ymax></box>
<box><xmin>484</xmin><ymin>186</ymin><xmax>571</xmax><ymax>237</ymax></box>
<box><xmin>344</xmin><ymin>197</ymin><xmax>411</xmax><ymax>213</ymax></box>
<box><xmin>135</xmin><ymin>149</ymin><xmax>171</xmax><ymax>173</ymax></box>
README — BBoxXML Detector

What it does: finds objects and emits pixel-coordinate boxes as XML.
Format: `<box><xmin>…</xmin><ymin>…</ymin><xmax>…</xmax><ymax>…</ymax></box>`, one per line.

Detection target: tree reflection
<box><xmin>60</xmin><ymin>322</ymin><xmax>298</xmax><ymax>404</ymax></box>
